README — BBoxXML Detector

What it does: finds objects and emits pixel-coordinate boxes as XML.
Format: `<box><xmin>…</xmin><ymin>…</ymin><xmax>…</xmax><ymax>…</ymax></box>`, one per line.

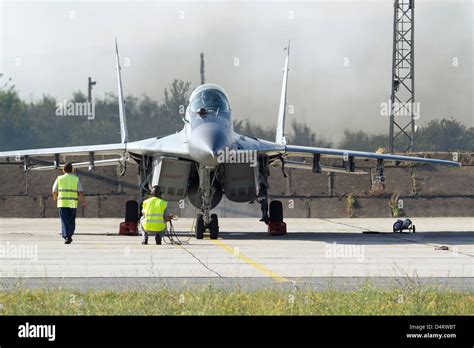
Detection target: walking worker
<box><xmin>140</xmin><ymin>186</ymin><xmax>173</xmax><ymax>245</ymax></box>
<box><xmin>52</xmin><ymin>162</ymin><xmax>87</xmax><ymax>244</ymax></box>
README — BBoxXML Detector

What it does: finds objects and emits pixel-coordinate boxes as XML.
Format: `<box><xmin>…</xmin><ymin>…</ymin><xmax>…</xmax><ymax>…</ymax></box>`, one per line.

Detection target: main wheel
<box><xmin>269</xmin><ymin>200</ymin><xmax>283</xmax><ymax>223</ymax></box>
<box><xmin>210</xmin><ymin>214</ymin><xmax>219</xmax><ymax>240</ymax></box>
<box><xmin>125</xmin><ymin>200</ymin><xmax>139</xmax><ymax>222</ymax></box>
<box><xmin>195</xmin><ymin>214</ymin><xmax>205</xmax><ymax>239</ymax></box>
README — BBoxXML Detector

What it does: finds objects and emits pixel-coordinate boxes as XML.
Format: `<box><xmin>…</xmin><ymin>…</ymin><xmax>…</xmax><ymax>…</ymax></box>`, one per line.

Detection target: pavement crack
<box><xmin>177</xmin><ymin>244</ymin><xmax>224</xmax><ymax>279</ymax></box>
<box><xmin>320</xmin><ymin>218</ymin><xmax>375</xmax><ymax>232</ymax></box>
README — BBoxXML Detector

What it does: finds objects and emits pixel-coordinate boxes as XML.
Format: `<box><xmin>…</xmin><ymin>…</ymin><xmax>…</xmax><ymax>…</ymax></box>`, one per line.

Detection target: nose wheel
<box><xmin>195</xmin><ymin>213</ymin><xmax>219</xmax><ymax>240</ymax></box>
<box><xmin>210</xmin><ymin>214</ymin><xmax>219</xmax><ymax>239</ymax></box>
<box><xmin>195</xmin><ymin>214</ymin><xmax>205</xmax><ymax>239</ymax></box>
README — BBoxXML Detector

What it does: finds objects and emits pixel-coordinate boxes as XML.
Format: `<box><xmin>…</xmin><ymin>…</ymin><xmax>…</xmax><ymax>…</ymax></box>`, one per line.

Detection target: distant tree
<box><xmin>0</xmin><ymin>88</ymin><xmax>29</xmax><ymax>150</ymax></box>
<box><xmin>0</xmin><ymin>79</ymin><xmax>192</xmax><ymax>150</ymax></box>
<box><xmin>67</xmin><ymin>92</ymin><xmax>122</xmax><ymax>146</ymax></box>
<box><xmin>415</xmin><ymin>118</ymin><xmax>473</xmax><ymax>152</ymax></box>
<box><xmin>465</xmin><ymin>127</ymin><xmax>474</xmax><ymax>151</ymax></box>
<box><xmin>28</xmin><ymin>95</ymin><xmax>65</xmax><ymax>147</ymax></box>
<box><xmin>234</xmin><ymin>118</ymin><xmax>331</xmax><ymax>147</ymax></box>
<box><xmin>287</xmin><ymin>119</ymin><xmax>332</xmax><ymax>147</ymax></box>
<box><xmin>233</xmin><ymin>119</ymin><xmax>275</xmax><ymax>141</ymax></box>
<box><xmin>0</xmin><ymin>73</ymin><xmax>14</xmax><ymax>91</ymax></box>
<box><xmin>163</xmin><ymin>79</ymin><xmax>192</xmax><ymax>121</ymax></box>
<box><xmin>339</xmin><ymin>130</ymin><xmax>388</xmax><ymax>151</ymax></box>
<box><xmin>339</xmin><ymin>118</ymin><xmax>474</xmax><ymax>152</ymax></box>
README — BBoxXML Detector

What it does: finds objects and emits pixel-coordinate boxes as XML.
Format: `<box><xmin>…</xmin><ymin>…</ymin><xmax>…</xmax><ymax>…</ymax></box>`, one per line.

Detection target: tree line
<box><xmin>0</xmin><ymin>75</ymin><xmax>472</xmax><ymax>152</ymax></box>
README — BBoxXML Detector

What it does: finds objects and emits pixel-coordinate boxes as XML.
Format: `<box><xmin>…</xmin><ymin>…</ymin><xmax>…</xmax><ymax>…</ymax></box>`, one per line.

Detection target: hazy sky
<box><xmin>1</xmin><ymin>0</ymin><xmax>472</xmax><ymax>142</ymax></box>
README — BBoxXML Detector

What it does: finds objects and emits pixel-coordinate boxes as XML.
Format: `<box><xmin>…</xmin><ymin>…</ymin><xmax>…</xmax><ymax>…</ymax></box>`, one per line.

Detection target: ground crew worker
<box><xmin>52</xmin><ymin>162</ymin><xmax>87</xmax><ymax>244</ymax></box>
<box><xmin>140</xmin><ymin>186</ymin><xmax>173</xmax><ymax>245</ymax></box>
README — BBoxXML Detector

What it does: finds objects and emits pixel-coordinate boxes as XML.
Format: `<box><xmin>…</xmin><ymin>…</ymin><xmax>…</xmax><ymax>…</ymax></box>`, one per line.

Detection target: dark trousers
<box><xmin>142</xmin><ymin>230</ymin><xmax>163</xmax><ymax>244</ymax></box>
<box><xmin>59</xmin><ymin>208</ymin><xmax>77</xmax><ymax>239</ymax></box>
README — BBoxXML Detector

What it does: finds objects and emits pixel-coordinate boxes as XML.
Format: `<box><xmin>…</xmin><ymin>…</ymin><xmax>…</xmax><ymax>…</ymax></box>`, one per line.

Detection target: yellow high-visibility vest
<box><xmin>142</xmin><ymin>197</ymin><xmax>168</xmax><ymax>232</ymax></box>
<box><xmin>57</xmin><ymin>173</ymin><xmax>79</xmax><ymax>208</ymax></box>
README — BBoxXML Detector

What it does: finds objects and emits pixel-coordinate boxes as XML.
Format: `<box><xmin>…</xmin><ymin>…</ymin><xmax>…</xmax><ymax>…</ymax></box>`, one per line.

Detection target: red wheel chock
<box><xmin>119</xmin><ymin>221</ymin><xmax>139</xmax><ymax>236</ymax></box>
<box><xmin>267</xmin><ymin>221</ymin><xmax>287</xmax><ymax>236</ymax></box>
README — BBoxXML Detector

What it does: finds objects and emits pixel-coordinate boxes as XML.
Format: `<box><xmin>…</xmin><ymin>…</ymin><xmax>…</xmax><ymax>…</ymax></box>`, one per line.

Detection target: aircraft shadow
<box><xmin>217</xmin><ymin>231</ymin><xmax>474</xmax><ymax>245</ymax></box>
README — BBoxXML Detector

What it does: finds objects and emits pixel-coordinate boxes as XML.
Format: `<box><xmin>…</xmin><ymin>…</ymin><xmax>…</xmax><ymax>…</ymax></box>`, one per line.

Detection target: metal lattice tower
<box><xmin>389</xmin><ymin>0</ymin><xmax>416</xmax><ymax>153</ymax></box>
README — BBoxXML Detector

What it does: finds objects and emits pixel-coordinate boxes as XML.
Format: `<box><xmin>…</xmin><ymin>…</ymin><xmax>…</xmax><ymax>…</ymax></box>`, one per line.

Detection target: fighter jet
<box><xmin>0</xmin><ymin>41</ymin><xmax>461</xmax><ymax>239</ymax></box>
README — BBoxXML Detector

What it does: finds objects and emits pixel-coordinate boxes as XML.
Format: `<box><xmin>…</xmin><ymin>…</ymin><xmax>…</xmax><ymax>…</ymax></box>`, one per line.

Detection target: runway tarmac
<box><xmin>0</xmin><ymin>217</ymin><xmax>473</xmax><ymax>290</ymax></box>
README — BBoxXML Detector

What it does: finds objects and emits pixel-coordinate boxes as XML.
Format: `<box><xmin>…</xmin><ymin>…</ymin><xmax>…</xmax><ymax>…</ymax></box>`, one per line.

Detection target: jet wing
<box><xmin>284</xmin><ymin>144</ymin><xmax>461</xmax><ymax>167</ymax></box>
<box><xmin>234</xmin><ymin>134</ymin><xmax>285</xmax><ymax>155</ymax></box>
<box><xmin>246</xmin><ymin>137</ymin><xmax>460</xmax><ymax>168</ymax></box>
<box><xmin>0</xmin><ymin>132</ymin><xmax>191</xmax><ymax>168</ymax></box>
<box><xmin>0</xmin><ymin>143</ymin><xmax>127</xmax><ymax>159</ymax></box>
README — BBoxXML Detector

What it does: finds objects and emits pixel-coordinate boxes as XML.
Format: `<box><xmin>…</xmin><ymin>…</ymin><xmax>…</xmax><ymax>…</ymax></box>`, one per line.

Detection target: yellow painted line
<box><xmin>211</xmin><ymin>239</ymin><xmax>291</xmax><ymax>283</ymax></box>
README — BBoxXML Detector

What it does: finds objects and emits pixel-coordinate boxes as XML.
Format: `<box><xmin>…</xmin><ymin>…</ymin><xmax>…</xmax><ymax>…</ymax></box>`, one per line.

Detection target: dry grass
<box><xmin>0</xmin><ymin>284</ymin><xmax>472</xmax><ymax>315</ymax></box>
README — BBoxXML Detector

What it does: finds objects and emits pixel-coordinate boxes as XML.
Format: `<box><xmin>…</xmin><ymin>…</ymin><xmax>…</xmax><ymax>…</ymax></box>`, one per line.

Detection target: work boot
<box><xmin>155</xmin><ymin>234</ymin><xmax>162</xmax><ymax>245</ymax></box>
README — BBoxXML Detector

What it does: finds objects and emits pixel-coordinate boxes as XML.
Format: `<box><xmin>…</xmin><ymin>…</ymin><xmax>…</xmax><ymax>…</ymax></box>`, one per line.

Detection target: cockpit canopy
<box><xmin>190</xmin><ymin>89</ymin><xmax>230</xmax><ymax>114</ymax></box>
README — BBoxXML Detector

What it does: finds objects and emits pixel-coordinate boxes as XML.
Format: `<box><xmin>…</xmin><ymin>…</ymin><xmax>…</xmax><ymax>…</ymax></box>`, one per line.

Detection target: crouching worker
<box><xmin>140</xmin><ymin>186</ymin><xmax>173</xmax><ymax>245</ymax></box>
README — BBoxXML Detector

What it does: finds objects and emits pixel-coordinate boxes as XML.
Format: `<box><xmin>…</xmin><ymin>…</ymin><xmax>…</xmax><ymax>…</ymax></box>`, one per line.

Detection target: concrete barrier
<box><xmin>0</xmin><ymin>152</ymin><xmax>472</xmax><ymax>218</ymax></box>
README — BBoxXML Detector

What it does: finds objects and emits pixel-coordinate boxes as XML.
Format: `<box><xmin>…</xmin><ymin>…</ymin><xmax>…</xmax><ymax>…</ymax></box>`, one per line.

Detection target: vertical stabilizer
<box><xmin>115</xmin><ymin>38</ymin><xmax>129</xmax><ymax>144</ymax></box>
<box><xmin>275</xmin><ymin>42</ymin><xmax>290</xmax><ymax>145</ymax></box>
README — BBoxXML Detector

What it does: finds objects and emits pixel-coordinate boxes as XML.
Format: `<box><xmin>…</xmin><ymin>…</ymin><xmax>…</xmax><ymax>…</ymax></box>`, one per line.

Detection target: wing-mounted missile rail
<box><xmin>25</xmin><ymin>154</ymin><xmax>127</xmax><ymax>172</ymax></box>
<box><xmin>53</xmin><ymin>154</ymin><xmax>60</xmax><ymax>169</ymax></box>
<box><xmin>312</xmin><ymin>153</ymin><xmax>322</xmax><ymax>173</ymax></box>
<box><xmin>88</xmin><ymin>152</ymin><xmax>95</xmax><ymax>171</ymax></box>
<box><xmin>343</xmin><ymin>154</ymin><xmax>355</xmax><ymax>173</ymax></box>
<box><xmin>284</xmin><ymin>157</ymin><xmax>368</xmax><ymax>175</ymax></box>
<box><xmin>375</xmin><ymin>158</ymin><xmax>385</xmax><ymax>183</ymax></box>
<box><xmin>23</xmin><ymin>155</ymin><xmax>30</xmax><ymax>172</ymax></box>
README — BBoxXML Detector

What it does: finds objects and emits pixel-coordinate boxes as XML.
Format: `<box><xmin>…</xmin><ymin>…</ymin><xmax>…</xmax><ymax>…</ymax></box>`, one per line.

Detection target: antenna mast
<box><xmin>200</xmin><ymin>52</ymin><xmax>205</xmax><ymax>85</ymax></box>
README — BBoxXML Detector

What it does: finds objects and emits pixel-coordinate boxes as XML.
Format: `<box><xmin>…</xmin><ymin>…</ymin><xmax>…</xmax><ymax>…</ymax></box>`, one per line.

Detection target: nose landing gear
<box><xmin>210</xmin><ymin>214</ymin><xmax>219</xmax><ymax>239</ymax></box>
<box><xmin>195</xmin><ymin>213</ymin><xmax>205</xmax><ymax>239</ymax></box>
<box><xmin>195</xmin><ymin>213</ymin><xmax>219</xmax><ymax>240</ymax></box>
<box><xmin>195</xmin><ymin>165</ymin><xmax>220</xmax><ymax>240</ymax></box>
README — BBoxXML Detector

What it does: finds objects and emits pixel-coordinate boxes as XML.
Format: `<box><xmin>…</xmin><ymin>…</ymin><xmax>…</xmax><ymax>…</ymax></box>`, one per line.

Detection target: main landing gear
<box><xmin>267</xmin><ymin>200</ymin><xmax>287</xmax><ymax>235</ymax></box>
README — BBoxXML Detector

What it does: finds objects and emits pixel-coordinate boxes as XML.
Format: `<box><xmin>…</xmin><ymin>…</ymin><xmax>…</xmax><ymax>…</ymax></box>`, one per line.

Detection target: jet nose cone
<box><xmin>189</xmin><ymin>123</ymin><xmax>230</xmax><ymax>166</ymax></box>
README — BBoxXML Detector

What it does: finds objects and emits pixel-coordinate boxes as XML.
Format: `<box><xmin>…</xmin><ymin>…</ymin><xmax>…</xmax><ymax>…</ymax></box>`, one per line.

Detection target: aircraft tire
<box><xmin>196</xmin><ymin>214</ymin><xmax>205</xmax><ymax>239</ymax></box>
<box><xmin>269</xmin><ymin>200</ymin><xmax>284</xmax><ymax>223</ymax></box>
<box><xmin>125</xmin><ymin>200</ymin><xmax>139</xmax><ymax>222</ymax></box>
<box><xmin>210</xmin><ymin>214</ymin><xmax>219</xmax><ymax>240</ymax></box>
